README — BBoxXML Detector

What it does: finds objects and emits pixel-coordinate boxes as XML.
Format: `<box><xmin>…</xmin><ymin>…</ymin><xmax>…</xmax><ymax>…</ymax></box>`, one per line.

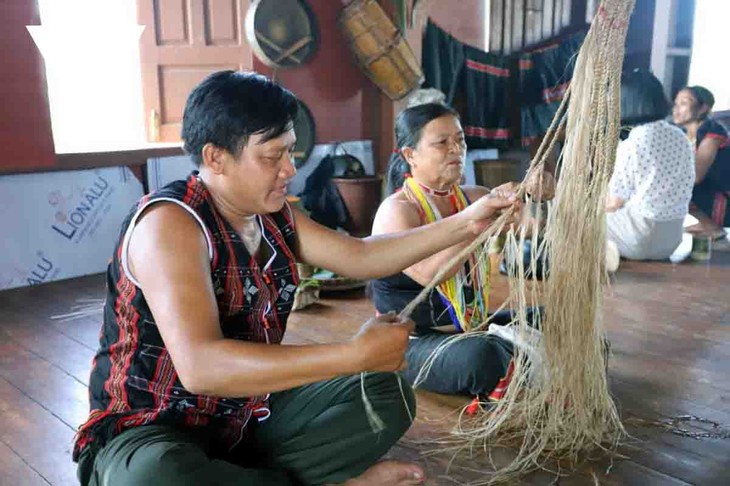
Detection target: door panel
<box><xmin>205</xmin><ymin>0</ymin><xmax>241</xmax><ymax>45</ymax></box>
<box><xmin>155</xmin><ymin>0</ymin><xmax>190</xmax><ymax>45</ymax></box>
<box><xmin>138</xmin><ymin>0</ymin><xmax>251</xmax><ymax>142</ymax></box>
<box><xmin>158</xmin><ymin>65</ymin><xmax>237</xmax><ymax>140</ymax></box>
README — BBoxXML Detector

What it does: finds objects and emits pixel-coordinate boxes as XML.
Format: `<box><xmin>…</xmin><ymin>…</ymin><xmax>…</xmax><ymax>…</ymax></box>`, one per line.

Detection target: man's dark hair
<box><xmin>181</xmin><ymin>71</ymin><xmax>299</xmax><ymax>167</ymax></box>
<box><xmin>385</xmin><ymin>103</ymin><xmax>460</xmax><ymax>195</ymax></box>
<box><xmin>620</xmin><ymin>69</ymin><xmax>670</xmax><ymax>127</ymax></box>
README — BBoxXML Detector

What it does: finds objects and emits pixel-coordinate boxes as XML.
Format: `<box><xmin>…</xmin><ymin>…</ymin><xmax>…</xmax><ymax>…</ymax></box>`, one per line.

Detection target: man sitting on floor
<box><xmin>73</xmin><ymin>71</ymin><xmax>519</xmax><ymax>486</ymax></box>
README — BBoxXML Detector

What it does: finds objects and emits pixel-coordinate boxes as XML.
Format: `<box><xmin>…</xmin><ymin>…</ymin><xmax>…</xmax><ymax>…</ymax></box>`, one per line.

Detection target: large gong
<box><xmin>245</xmin><ymin>0</ymin><xmax>319</xmax><ymax>69</ymax></box>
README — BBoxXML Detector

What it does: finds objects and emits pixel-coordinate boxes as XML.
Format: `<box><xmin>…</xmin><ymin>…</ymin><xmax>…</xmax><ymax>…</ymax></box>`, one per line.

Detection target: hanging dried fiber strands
<box><xmin>396</xmin><ymin>0</ymin><xmax>635</xmax><ymax>482</ymax></box>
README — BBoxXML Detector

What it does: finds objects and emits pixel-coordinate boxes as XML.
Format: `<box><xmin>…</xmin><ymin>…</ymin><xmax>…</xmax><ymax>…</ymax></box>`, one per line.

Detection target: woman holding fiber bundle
<box><xmin>370</xmin><ymin>103</ymin><xmax>549</xmax><ymax>399</ymax></box>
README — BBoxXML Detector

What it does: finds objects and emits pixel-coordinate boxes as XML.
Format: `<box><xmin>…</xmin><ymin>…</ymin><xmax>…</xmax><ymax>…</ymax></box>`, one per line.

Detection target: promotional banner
<box><xmin>146</xmin><ymin>155</ymin><xmax>196</xmax><ymax>193</ymax></box>
<box><xmin>0</xmin><ymin>167</ymin><xmax>144</xmax><ymax>291</ymax></box>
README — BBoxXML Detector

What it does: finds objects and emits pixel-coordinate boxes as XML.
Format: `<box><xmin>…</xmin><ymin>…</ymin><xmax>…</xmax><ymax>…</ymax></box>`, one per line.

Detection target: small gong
<box><xmin>292</xmin><ymin>99</ymin><xmax>316</xmax><ymax>168</ymax></box>
<box><xmin>245</xmin><ymin>0</ymin><xmax>319</xmax><ymax>69</ymax></box>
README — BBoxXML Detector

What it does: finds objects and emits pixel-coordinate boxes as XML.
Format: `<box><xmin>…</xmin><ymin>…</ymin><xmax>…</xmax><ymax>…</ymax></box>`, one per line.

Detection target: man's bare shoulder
<box><xmin>128</xmin><ymin>202</ymin><xmax>210</xmax><ymax>277</ymax></box>
<box><xmin>134</xmin><ymin>202</ymin><xmax>206</xmax><ymax>240</ymax></box>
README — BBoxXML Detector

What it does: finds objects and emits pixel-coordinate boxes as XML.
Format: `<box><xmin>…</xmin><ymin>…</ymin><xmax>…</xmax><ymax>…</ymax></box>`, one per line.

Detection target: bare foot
<box><xmin>686</xmin><ymin>209</ymin><xmax>726</xmax><ymax>239</ymax></box>
<box><xmin>343</xmin><ymin>460</ymin><xmax>425</xmax><ymax>485</ymax></box>
<box><xmin>686</xmin><ymin>222</ymin><xmax>726</xmax><ymax>239</ymax></box>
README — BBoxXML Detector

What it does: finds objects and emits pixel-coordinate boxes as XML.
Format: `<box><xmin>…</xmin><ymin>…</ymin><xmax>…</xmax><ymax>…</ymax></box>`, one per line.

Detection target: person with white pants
<box><xmin>605</xmin><ymin>70</ymin><xmax>695</xmax><ymax>263</ymax></box>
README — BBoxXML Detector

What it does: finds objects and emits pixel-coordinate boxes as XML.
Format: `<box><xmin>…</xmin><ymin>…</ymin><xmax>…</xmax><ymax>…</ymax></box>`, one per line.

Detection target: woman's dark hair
<box><xmin>385</xmin><ymin>103</ymin><xmax>460</xmax><ymax>195</ymax></box>
<box><xmin>684</xmin><ymin>85</ymin><xmax>715</xmax><ymax>121</ymax></box>
<box><xmin>181</xmin><ymin>71</ymin><xmax>299</xmax><ymax>167</ymax></box>
<box><xmin>620</xmin><ymin>69</ymin><xmax>670</xmax><ymax>127</ymax></box>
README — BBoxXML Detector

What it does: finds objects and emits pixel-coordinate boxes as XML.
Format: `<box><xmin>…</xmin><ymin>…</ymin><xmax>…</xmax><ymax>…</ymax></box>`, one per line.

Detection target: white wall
<box><xmin>688</xmin><ymin>0</ymin><xmax>730</xmax><ymax>111</ymax></box>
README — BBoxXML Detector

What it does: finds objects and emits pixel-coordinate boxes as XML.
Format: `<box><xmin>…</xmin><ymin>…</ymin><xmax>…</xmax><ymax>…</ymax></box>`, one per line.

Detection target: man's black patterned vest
<box><xmin>73</xmin><ymin>172</ymin><xmax>299</xmax><ymax>460</ymax></box>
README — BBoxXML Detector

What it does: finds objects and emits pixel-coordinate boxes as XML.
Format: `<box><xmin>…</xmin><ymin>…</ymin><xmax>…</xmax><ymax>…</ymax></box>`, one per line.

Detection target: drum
<box><xmin>338</xmin><ymin>0</ymin><xmax>423</xmax><ymax>100</ymax></box>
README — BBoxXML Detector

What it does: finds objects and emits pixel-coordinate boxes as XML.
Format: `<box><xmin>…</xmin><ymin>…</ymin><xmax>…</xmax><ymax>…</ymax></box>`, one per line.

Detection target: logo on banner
<box><xmin>0</xmin><ymin>253</ymin><xmax>60</xmax><ymax>290</ymax></box>
<box><xmin>25</xmin><ymin>251</ymin><xmax>60</xmax><ymax>286</ymax></box>
<box><xmin>50</xmin><ymin>174</ymin><xmax>116</xmax><ymax>243</ymax></box>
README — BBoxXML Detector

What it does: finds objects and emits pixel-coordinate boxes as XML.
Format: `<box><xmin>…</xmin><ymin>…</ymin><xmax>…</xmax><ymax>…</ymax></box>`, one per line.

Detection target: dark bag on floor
<box><xmin>299</xmin><ymin>155</ymin><xmax>350</xmax><ymax>230</ymax></box>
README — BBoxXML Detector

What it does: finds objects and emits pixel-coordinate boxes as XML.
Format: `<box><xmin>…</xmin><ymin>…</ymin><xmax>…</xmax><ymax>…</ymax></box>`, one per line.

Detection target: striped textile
<box><xmin>518</xmin><ymin>31</ymin><xmax>586</xmax><ymax>147</ymax></box>
<box><xmin>422</xmin><ymin>19</ymin><xmax>511</xmax><ymax>149</ymax></box>
<box><xmin>74</xmin><ymin>172</ymin><xmax>299</xmax><ymax>460</ymax></box>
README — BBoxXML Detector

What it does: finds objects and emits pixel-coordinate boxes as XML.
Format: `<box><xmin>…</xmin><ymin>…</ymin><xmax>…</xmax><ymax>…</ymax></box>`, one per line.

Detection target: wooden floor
<box><xmin>0</xmin><ymin>251</ymin><xmax>728</xmax><ymax>485</ymax></box>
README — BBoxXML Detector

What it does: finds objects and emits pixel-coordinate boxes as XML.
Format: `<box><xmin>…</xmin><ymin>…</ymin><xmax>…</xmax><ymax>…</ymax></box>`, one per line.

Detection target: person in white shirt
<box><xmin>606</xmin><ymin>70</ymin><xmax>695</xmax><ymax>261</ymax></box>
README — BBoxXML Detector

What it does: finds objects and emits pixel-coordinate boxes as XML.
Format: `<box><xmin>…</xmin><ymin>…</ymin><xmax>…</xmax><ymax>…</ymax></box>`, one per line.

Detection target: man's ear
<box><xmin>201</xmin><ymin>143</ymin><xmax>229</xmax><ymax>174</ymax></box>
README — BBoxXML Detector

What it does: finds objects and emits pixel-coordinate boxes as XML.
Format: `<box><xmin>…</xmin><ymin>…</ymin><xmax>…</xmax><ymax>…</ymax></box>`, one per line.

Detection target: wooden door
<box><xmin>137</xmin><ymin>0</ymin><xmax>252</xmax><ymax>142</ymax></box>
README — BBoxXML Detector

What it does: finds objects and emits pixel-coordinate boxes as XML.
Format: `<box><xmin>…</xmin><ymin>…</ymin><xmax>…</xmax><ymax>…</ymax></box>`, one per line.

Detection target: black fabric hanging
<box><xmin>421</xmin><ymin>19</ymin><xmax>464</xmax><ymax>104</ymax></box>
<box><xmin>462</xmin><ymin>44</ymin><xmax>511</xmax><ymax>149</ymax></box>
<box><xmin>422</xmin><ymin>19</ymin><xmax>510</xmax><ymax>149</ymax></box>
<box><xmin>518</xmin><ymin>31</ymin><xmax>586</xmax><ymax>147</ymax></box>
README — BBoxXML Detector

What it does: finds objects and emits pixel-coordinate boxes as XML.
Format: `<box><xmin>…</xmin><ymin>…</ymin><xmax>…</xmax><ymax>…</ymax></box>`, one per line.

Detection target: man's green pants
<box><xmin>78</xmin><ymin>373</ymin><xmax>415</xmax><ymax>485</ymax></box>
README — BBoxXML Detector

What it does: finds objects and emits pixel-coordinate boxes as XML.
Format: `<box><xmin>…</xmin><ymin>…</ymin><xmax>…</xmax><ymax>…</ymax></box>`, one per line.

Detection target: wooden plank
<box><xmin>503</xmin><ymin>0</ymin><xmax>514</xmax><ymax>54</ymax></box>
<box><xmin>561</xmin><ymin>0</ymin><xmax>572</xmax><ymax>30</ymax></box>
<box><xmin>0</xmin><ymin>273</ymin><xmax>103</xmax><ymax>316</ymax></box>
<box><xmin>49</xmin><ymin>314</ymin><xmax>103</xmax><ymax>352</ymax></box>
<box><xmin>392</xmin><ymin>311</ymin><xmax>729</xmax><ymax>483</ymax></box>
<box><xmin>525</xmin><ymin>0</ymin><xmax>544</xmax><ymax>46</ymax></box>
<box><xmin>553</xmin><ymin>0</ymin><xmax>563</xmax><ymax>34</ymax></box>
<box><xmin>511</xmin><ymin>0</ymin><xmax>525</xmax><ymax>53</ymax></box>
<box><xmin>596</xmin><ymin>460</ymin><xmax>693</xmax><ymax>486</ymax></box>
<box><xmin>0</xmin><ymin>274</ymin><xmax>102</xmax><ymax>373</ymax></box>
<box><xmin>0</xmin><ymin>440</ymin><xmax>49</xmax><ymax>486</ymax></box>
<box><xmin>1</xmin><ymin>248</ymin><xmax>729</xmax><ymax>485</ymax></box>
<box><xmin>611</xmin><ymin>381</ymin><xmax>730</xmax><ymax>482</ymax></box>
<box><xmin>0</xmin><ymin>313</ymin><xmax>95</xmax><ymax>386</ymax></box>
<box><xmin>284</xmin><ymin>298</ymin><xmax>373</xmax><ymax>344</ymax></box>
<box><xmin>406</xmin><ymin>381</ymin><xmax>724</xmax><ymax>484</ymax></box>
<box><xmin>542</xmin><ymin>0</ymin><xmax>555</xmax><ymax>39</ymax></box>
<box><xmin>0</xmin><ymin>312</ymin><xmax>95</xmax><ymax>384</ymax></box>
<box><xmin>0</xmin><ymin>343</ymin><xmax>90</xmax><ymax>430</ymax></box>
<box><xmin>400</xmin><ymin>387</ymin><xmax>717</xmax><ymax>485</ymax></box>
<box><xmin>0</xmin><ymin>378</ymin><xmax>78</xmax><ymax>486</ymax></box>
<box><xmin>489</xmin><ymin>0</ymin><xmax>504</xmax><ymax>53</ymax></box>
<box><xmin>394</xmin><ymin>406</ymin><xmax>698</xmax><ymax>485</ymax></box>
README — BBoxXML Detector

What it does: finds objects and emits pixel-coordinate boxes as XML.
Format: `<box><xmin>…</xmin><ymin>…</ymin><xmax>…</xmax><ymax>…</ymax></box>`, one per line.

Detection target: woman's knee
<box><xmin>450</xmin><ymin>336</ymin><xmax>513</xmax><ymax>396</ymax></box>
<box><xmin>406</xmin><ymin>335</ymin><xmax>513</xmax><ymax>396</ymax></box>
